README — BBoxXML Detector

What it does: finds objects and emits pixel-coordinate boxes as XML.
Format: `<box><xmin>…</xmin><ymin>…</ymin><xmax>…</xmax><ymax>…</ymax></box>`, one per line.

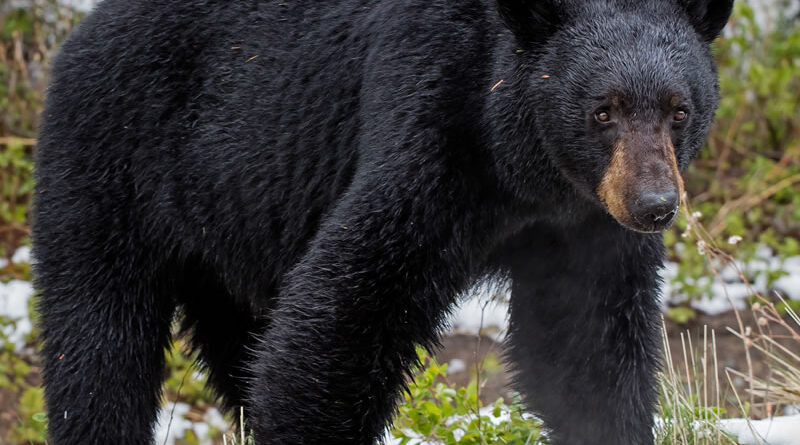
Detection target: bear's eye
<box><xmin>674</xmin><ymin>110</ymin><xmax>688</xmax><ymax>122</ymax></box>
<box><xmin>595</xmin><ymin>111</ymin><xmax>611</xmax><ymax>123</ymax></box>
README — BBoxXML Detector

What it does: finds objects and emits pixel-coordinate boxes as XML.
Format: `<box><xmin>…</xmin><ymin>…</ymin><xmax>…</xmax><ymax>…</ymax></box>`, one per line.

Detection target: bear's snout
<box><xmin>629</xmin><ymin>190</ymin><xmax>680</xmax><ymax>232</ymax></box>
<box><xmin>597</xmin><ymin>132</ymin><xmax>684</xmax><ymax>233</ymax></box>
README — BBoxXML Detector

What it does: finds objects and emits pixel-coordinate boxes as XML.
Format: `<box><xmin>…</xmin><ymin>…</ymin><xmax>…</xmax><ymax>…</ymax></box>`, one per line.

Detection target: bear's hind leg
<box><xmin>501</xmin><ymin>220</ymin><xmax>663</xmax><ymax>445</ymax></box>
<box><xmin>36</xmin><ymin>249</ymin><xmax>175</xmax><ymax>445</ymax></box>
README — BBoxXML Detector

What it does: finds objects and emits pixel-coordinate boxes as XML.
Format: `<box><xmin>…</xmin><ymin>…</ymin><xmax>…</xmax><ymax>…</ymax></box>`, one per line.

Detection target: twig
<box><xmin>708</xmin><ymin>173</ymin><xmax>800</xmax><ymax>237</ymax></box>
<box><xmin>162</xmin><ymin>363</ymin><xmax>191</xmax><ymax>445</ymax></box>
<box><xmin>0</xmin><ymin>137</ymin><xmax>36</xmax><ymax>146</ymax></box>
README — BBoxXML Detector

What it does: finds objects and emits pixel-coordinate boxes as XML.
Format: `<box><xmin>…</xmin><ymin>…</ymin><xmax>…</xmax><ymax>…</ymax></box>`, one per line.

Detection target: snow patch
<box><xmin>0</xmin><ymin>279</ymin><xmax>35</xmax><ymax>351</ymax></box>
<box><xmin>155</xmin><ymin>402</ymin><xmax>192</xmax><ymax>445</ymax></box>
<box><xmin>155</xmin><ymin>404</ymin><xmax>230</xmax><ymax>445</ymax></box>
<box><xmin>662</xmin><ymin>247</ymin><xmax>800</xmax><ymax>315</ymax></box>
<box><xmin>774</xmin><ymin>256</ymin><xmax>800</xmax><ymax>300</ymax></box>
<box><xmin>203</xmin><ymin>407</ymin><xmax>229</xmax><ymax>431</ymax></box>
<box><xmin>448</xmin><ymin>295</ymin><xmax>508</xmax><ymax>340</ymax></box>
<box><xmin>447</xmin><ymin>358</ymin><xmax>467</xmax><ymax>375</ymax></box>
<box><xmin>59</xmin><ymin>0</ymin><xmax>96</xmax><ymax>12</ymax></box>
<box><xmin>720</xmin><ymin>415</ymin><xmax>800</xmax><ymax>445</ymax></box>
<box><xmin>690</xmin><ymin>282</ymin><xmax>752</xmax><ymax>316</ymax></box>
<box><xmin>11</xmin><ymin>245</ymin><xmax>32</xmax><ymax>264</ymax></box>
<box><xmin>784</xmin><ymin>405</ymin><xmax>800</xmax><ymax>416</ymax></box>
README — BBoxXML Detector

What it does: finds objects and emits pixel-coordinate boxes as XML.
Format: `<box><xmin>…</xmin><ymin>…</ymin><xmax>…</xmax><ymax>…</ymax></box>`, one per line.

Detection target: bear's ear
<box><xmin>680</xmin><ymin>0</ymin><xmax>734</xmax><ymax>42</ymax></box>
<box><xmin>496</xmin><ymin>0</ymin><xmax>563</xmax><ymax>48</ymax></box>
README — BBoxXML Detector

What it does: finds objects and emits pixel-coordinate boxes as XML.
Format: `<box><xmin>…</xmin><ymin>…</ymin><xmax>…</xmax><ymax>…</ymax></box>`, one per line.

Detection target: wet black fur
<box><xmin>33</xmin><ymin>0</ymin><xmax>732</xmax><ymax>443</ymax></box>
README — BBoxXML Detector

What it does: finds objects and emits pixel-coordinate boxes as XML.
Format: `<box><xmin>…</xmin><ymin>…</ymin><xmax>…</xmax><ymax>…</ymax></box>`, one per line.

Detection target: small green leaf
<box><xmin>667</xmin><ymin>306</ymin><xmax>697</xmax><ymax>324</ymax></box>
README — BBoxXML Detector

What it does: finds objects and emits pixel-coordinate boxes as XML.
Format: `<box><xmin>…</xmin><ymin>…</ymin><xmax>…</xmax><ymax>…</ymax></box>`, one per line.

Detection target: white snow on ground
<box><xmin>448</xmin><ymin>291</ymin><xmax>509</xmax><ymax>341</ymax></box>
<box><xmin>720</xmin><ymin>415</ymin><xmax>800</xmax><ymax>445</ymax></box>
<box><xmin>155</xmin><ymin>403</ymin><xmax>229</xmax><ymax>445</ymax></box>
<box><xmin>59</xmin><ymin>0</ymin><xmax>96</xmax><ymax>12</ymax></box>
<box><xmin>774</xmin><ymin>256</ymin><xmax>800</xmax><ymax>301</ymax></box>
<box><xmin>0</xmin><ymin>280</ymin><xmax>34</xmax><ymax>351</ymax></box>
<box><xmin>155</xmin><ymin>402</ymin><xmax>192</xmax><ymax>445</ymax></box>
<box><xmin>0</xmin><ymin>246</ymin><xmax>36</xmax><ymax>352</ymax></box>
<box><xmin>659</xmin><ymin>246</ymin><xmax>800</xmax><ymax>317</ymax></box>
<box><xmin>0</xmin><ymin>279</ymin><xmax>34</xmax><ymax>344</ymax></box>
<box><xmin>10</xmin><ymin>245</ymin><xmax>31</xmax><ymax>265</ymax></box>
<box><xmin>447</xmin><ymin>358</ymin><xmax>467</xmax><ymax>375</ymax></box>
<box><xmin>691</xmin><ymin>281</ymin><xmax>751</xmax><ymax>316</ymax></box>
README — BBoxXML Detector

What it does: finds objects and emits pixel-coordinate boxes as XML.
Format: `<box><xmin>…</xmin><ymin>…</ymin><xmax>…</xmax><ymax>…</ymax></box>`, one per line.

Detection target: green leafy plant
<box><xmin>390</xmin><ymin>348</ymin><xmax>545</xmax><ymax>445</ymax></box>
<box><xmin>8</xmin><ymin>385</ymin><xmax>47</xmax><ymax>444</ymax></box>
<box><xmin>163</xmin><ymin>340</ymin><xmax>216</xmax><ymax>408</ymax></box>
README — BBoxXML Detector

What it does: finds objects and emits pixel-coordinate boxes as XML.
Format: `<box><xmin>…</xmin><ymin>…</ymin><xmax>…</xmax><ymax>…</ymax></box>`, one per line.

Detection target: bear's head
<box><xmin>497</xmin><ymin>0</ymin><xmax>733</xmax><ymax>233</ymax></box>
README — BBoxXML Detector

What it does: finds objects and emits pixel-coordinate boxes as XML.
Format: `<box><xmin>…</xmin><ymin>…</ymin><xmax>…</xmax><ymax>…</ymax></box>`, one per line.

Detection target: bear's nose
<box><xmin>630</xmin><ymin>191</ymin><xmax>679</xmax><ymax>230</ymax></box>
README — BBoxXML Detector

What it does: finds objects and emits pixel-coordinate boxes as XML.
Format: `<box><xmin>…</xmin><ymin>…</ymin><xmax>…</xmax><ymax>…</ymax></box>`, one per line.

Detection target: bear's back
<box><xmin>35</xmin><ymin>0</ymin><xmax>498</xmax><ymax>300</ymax></box>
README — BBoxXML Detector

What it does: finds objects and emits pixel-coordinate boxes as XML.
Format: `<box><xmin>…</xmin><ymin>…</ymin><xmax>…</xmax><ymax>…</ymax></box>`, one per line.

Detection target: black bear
<box><xmin>33</xmin><ymin>0</ymin><xmax>732</xmax><ymax>443</ymax></box>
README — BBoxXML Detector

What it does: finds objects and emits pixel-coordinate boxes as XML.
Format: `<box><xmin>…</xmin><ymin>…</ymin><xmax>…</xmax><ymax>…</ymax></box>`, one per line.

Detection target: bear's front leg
<box><xmin>501</xmin><ymin>217</ymin><xmax>664</xmax><ymax>445</ymax></box>
<box><xmin>246</xmin><ymin>166</ymin><xmax>493</xmax><ymax>444</ymax></box>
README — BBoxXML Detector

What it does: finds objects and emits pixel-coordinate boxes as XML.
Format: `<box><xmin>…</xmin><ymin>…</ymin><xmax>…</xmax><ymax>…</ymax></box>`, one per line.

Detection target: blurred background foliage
<box><xmin>698</xmin><ymin>2</ymin><xmax>800</xmax><ymax>242</ymax></box>
<box><xmin>664</xmin><ymin>1</ymin><xmax>800</xmax><ymax>315</ymax></box>
<box><xmin>1</xmin><ymin>0</ymin><xmax>81</xmax><ymax>253</ymax></box>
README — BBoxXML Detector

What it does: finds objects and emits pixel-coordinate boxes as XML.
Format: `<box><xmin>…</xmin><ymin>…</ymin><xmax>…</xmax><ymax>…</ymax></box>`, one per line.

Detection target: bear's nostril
<box><xmin>631</xmin><ymin>191</ymin><xmax>679</xmax><ymax>229</ymax></box>
<box><xmin>650</xmin><ymin>208</ymin><xmax>677</xmax><ymax>223</ymax></box>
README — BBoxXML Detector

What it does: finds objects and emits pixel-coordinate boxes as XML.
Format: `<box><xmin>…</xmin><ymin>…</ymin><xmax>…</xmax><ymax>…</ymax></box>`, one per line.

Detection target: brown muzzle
<box><xmin>597</xmin><ymin>131</ymin><xmax>684</xmax><ymax>233</ymax></box>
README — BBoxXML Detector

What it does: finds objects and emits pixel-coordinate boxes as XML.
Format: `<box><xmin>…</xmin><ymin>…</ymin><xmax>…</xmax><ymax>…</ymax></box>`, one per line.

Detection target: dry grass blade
<box><xmin>724</xmin><ymin>298</ymin><xmax>800</xmax><ymax>410</ymax></box>
<box><xmin>656</xmin><ymin>321</ymin><xmax>739</xmax><ymax>444</ymax></box>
